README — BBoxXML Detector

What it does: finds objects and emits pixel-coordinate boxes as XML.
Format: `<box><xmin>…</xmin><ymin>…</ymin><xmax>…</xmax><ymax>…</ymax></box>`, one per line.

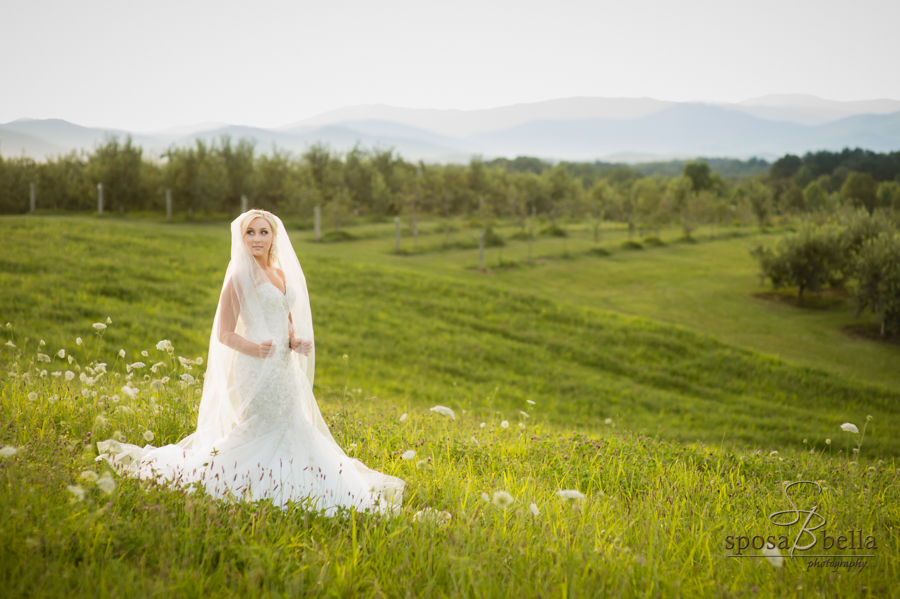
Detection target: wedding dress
<box><xmin>97</xmin><ymin>210</ymin><xmax>404</xmax><ymax>515</ymax></box>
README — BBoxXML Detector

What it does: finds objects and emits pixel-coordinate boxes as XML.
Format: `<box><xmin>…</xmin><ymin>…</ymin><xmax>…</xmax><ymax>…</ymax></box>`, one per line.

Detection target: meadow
<box><xmin>1</xmin><ymin>215</ymin><xmax>898</xmax><ymax>597</ymax></box>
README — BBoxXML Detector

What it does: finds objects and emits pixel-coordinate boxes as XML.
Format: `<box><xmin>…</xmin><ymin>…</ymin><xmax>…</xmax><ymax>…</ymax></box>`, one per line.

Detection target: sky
<box><xmin>1</xmin><ymin>0</ymin><xmax>898</xmax><ymax>131</ymax></box>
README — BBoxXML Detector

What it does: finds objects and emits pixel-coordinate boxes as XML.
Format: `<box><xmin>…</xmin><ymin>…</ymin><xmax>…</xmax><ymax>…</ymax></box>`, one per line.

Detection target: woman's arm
<box><xmin>217</xmin><ymin>277</ymin><xmax>273</xmax><ymax>358</ymax></box>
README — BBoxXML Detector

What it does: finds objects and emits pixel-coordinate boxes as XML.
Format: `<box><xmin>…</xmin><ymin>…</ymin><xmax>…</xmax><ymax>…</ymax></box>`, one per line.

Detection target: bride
<box><xmin>98</xmin><ymin>209</ymin><xmax>405</xmax><ymax>514</ymax></box>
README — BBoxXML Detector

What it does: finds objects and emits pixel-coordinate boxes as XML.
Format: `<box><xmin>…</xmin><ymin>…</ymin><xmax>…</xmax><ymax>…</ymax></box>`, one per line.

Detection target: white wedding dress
<box><xmin>98</xmin><ymin>212</ymin><xmax>404</xmax><ymax>515</ymax></box>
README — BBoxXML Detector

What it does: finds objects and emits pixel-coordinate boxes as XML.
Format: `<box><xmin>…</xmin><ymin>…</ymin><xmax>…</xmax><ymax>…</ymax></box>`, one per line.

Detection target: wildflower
<box><xmin>106</xmin><ymin>317</ymin><xmax>112</xmax><ymax>324</ymax></box>
<box><xmin>481</xmin><ymin>492</ymin><xmax>490</xmax><ymax>502</ymax></box>
<box><xmin>604</xmin><ymin>418</ymin><xmax>613</xmax><ymax>425</ymax></box>
<box><xmin>769</xmin><ymin>451</ymin><xmax>778</xmax><ymax>456</ymax></box>
<box><xmin>492</xmin><ymin>491</ymin><xmax>514</xmax><ymax>509</ymax></box>
<box><xmin>178</xmin><ymin>356</ymin><xmax>197</xmax><ymax>367</ymax></box>
<box><xmin>826</xmin><ymin>439</ymin><xmax>831</xmax><ymax>445</ymax></box>
<box><xmin>430</xmin><ymin>405</ymin><xmax>456</xmax><ymax>420</ymax></box>
<box><xmin>80</xmin><ymin>372</ymin><xmax>88</xmax><ymax>383</ymax></box>
<box><xmin>79</xmin><ymin>471</ymin><xmax>99</xmax><ymax>483</ymax></box>
<box><xmin>40</xmin><ymin>370</ymin><xmax>47</xmax><ymax>378</ymax></box>
<box><xmin>5</xmin><ymin>341</ymin><xmax>15</xmax><ymax>348</ymax></box>
<box><xmin>348</xmin><ymin>443</ymin><xmax>357</xmax><ymax>451</ymax></box>
<box><xmin>500</xmin><ymin>421</ymin><xmax>509</xmax><ymax>428</ymax></box>
<box><xmin>520</xmin><ymin>411</ymin><xmax>530</xmax><ymax>418</ymax></box>
<box><xmin>143</xmin><ymin>430</ymin><xmax>155</xmax><ymax>442</ymax></box>
<box><xmin>469</xmin><ymin>437</ymin><xmax>479</xmax><ymax>446</ymax></box>
<box><xmin>129</xmin><ymin>362</ymin><xmax>146</xmax><ymax>370</ymax></box>
<box><xmin>141</xmin><ymin>351</ymin><xmax>148</xmax><ymax>357</ymax></box>
<box><xmin>94</xmin><ymin>415</ymin><xmax>108</xmax><ymax>428</ymax></box>
<box><xmin>412</xmin><ymin>507</ymin><xmax>451</xmax><ymax>524</ymax></box>
<box><xmin>48</xmin><ymin>395</ymin><xmax>58</xmax><ymax>404</ymax></box>
<box><xmin>0</xmin><ymin>446</ymin><xmax>17</xmax><ymax>458</ymax></box>
<box><xmin>840</xmin><ymin>423</ymin><xmax>859</xmax><ymax>434</ymax></box>
<box><xmin>150</xmin><ymin>362</ymin><xmax>165</xmax><ymax>373</ymax></box>
<box><xmin>530</xmin><ymin>503</ymin><xmax>540</xmax><ymax>517</ymax></box>
<box><xmin>480</xmin><ymin>422</ymin><xmax>486</xmax><ymax>428</ymax></box>
<box><xmin>557</xmin><ymin>489</ymin><xmax>585</xmax><ymax>501</ymax></box>
<box><xmin>518</xmin><ymin>423</ymin><xmax>525</xmax><ymax>429</ymax></box>
<box><xmin>762</xmin><ymin>543</ymin><xmax>783</xmax><ymax>568</ymax></box>
<box><xmin>67</xmin><ymin>485</ymin><xmax>85</xmax><ymax>502</ymax></box>
<box><xmin>416</xmin><ymin>460</ymin><xmax>428</xmax><ymax>470</ymax></box>
<box><xmin>119</xmin><ymin>349</ymin><xmax>126</xmax><ymax>358</ymax></box>
<box><xmin>342</xmin><ymin>354</ymin><xmax>348</xmax><ymax>361</ymax></box>
<box><xmin>92</xmin><ymin>323</ymin><xmax>107</xmax><ymax>331</ymax></box>
<box><xmin>156</xmin><ymin>340</ymin><xmax>173</xmax><ymax>352</ymax></box>
<box><xmin>40</xmin><ymin>339</ymin><xmax>45</xmax><ymax>346</ymax></box>
<box><xmin>76</xmin><ymin>337</ymin><xmax>82</xmax><ymax>345</ymax></box>
<box><xmin>150</xmin><ymin>380</ymin><xmax>164</xmax><ymax>391</ymax></box>
<box><xmin>196</xmin><ymin>357</ymin><xmax>203</xmax><ymax>365</ymax></box>
<box><xmin>57</xmin><ymin>349</ymin><xmax>65</xmax><ymax>358</ymax></box>
<box><xmin>402</xmin><ymin>450</ymin><xmax>416</xmax><ymax>460</ymax></box>
<box><xmin>526</xmin><ymin>400</ymin><xmax>535</xmax><ymax>405</ymax></box>
<box><xmin>180</xmin><ymin>373</ymin><xmax>195</xmax><ymax>385</ymax></box>
<box><xmin>4</xmin><ymin>323</ymin><xmax>9</xmax><ymax>328</ymax></box>
<box><xmin>96</xmin><ymin>474</ymin><xmax>116</xmax><ymax>495</ymax></box>
<box><xmin>65</xmin><ymin>371</ymin><xmax>75</xmax><ymax>381</ymax></box>
<box><xmin>399</xmin><ymin>413</ymin><xmax>408</xmax><ymax>422</ymax></box>
<box><xmin>37</xmin><ymin>353</ymin><xmax>51</xmax><ymax>362</ymax></box>
<box><xmin>67</xmin><ymin>355</ymin><xmax>74</xmax><ymax>364</ymax></box>
<box><xmin>121</xmin><ymin>386</ymin><xmax>137</xmax><ymax>400</ymax></box>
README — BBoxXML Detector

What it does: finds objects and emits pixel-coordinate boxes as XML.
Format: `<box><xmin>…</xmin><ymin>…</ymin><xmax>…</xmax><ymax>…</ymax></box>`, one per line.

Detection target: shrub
<box><xmin>621</xmin><ymin>240</ymin><xmax>643</xmax><ymax>251</ymax></box>
<box><xmin>321</xmin><ymin>230</ymin><xmax>358</xmax><ymax>243</ymax></box>
<box><xmin>482</xmin><ymin>227</ymin><xmax>505</xmax><ymax>248</ymax></box>
<box><xmin>540</xmin><ymin>224</ymin><xmax>567</xmax><ymax>237</ymax></box>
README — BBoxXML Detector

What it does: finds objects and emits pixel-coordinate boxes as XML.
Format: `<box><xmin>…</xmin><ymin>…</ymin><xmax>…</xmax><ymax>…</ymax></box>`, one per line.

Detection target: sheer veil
<box><xmin>187</xmin><ymin>210</ymin><xmax>319</xmax><ymax>449</ymax></box>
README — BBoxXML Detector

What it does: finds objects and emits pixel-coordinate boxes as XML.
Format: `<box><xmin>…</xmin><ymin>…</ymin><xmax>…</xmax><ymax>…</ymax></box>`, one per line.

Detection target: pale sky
<box><xmin>1</xmin><ymin>0</ymin><xmax>897</xmax><ymax>131</ymax></box>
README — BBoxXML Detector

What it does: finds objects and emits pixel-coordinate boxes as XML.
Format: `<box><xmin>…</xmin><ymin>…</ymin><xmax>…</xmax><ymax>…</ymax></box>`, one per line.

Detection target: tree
<box><xmin>803</xmin><ymin>180</ymin><xmax>828</xmax><ymax>212</ymax></box>
<box><xmin>770</xmin><ymin>154</ymin><xmax>802</xmax><ymax>180</ymax></box>
<box><xmin>854</xmin><ymin>232</ymin><xmax>900</xmax><ymax>336</ymax></box>
<box><xmin>741</xmin><ymin>180</ymin><xmax>772</xmax><ymax>229</ymax></box>
<box><xmin>683</xmin><ymin>161</ymin><xmax>712</xmax><ymax>192</ymax></box>
<box><xmin>876</xmin><ymin>181</ymin><xmax>900</xmax><ymax>211</ymax></box>
<box><xmin>751</xmin><ymin>226</ymin><xmax>845</xmax><ymax>301</ymax></box>
<box><xmin>841</xmin><ymin>172</ymin><xmax>878</xmax><ymax>212</ymax></box>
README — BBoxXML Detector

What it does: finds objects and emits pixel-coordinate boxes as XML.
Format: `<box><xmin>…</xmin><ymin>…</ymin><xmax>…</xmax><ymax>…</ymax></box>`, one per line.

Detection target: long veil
<box><xmin>187</xmin><ymin>211</ymin><xmax>319</xmax><ymax>449</ymax></box>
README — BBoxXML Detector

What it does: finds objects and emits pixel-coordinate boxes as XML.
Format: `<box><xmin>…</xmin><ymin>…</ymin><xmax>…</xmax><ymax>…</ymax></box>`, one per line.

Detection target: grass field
<box><xmin>1</xmin><ymin>215</ymin><xmax>898</xmax><ymax>597</ymax></box>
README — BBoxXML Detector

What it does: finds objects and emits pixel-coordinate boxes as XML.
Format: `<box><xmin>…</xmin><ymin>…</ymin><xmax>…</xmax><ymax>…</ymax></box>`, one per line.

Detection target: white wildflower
<box><xmin>65</xmin><ymin>371</ymin><xmax>75</xmax><ymax>381</ymax></box>
<box><xmin>27</xmin><ymin>392</ymin><xmax>37</xmax><ymax>401</ymax></box>
<box><xmin>92</xmin><ymin>323</ymin><xmax>107</xmax><ymax>331</ymax></box>
<box><xmin>762</xmin><ymin>543</ymin><xmax>783</xmax><ymax>568</ymax></box>
<box><xmin>93</xmin><ymin>415</ymin><xmax>108</xmax><ymax>428</ymax></box>
<box><xmin>840</xmin><ymin>423</ymin><xmax>859</xmax><ymax>434</ymax></box>
<box><xmin>518</xmin><ymin>423</ymin><xmax>525</xmax><ymax>429</ymax></box>
<box><xmin>826</xmin><ymin>439</ymin><xmax>831</xmax><ymax>445</ymax></box>
<box><xmin>143</xmin><ymin>430</ymin><xmax>155</xmax><ymax>442</ymax></box>
<box><xmin>557</xmin><ymin>489</ymin><xmax>585</xmax><ymax>501</ymax></box>
<box><xmin>96</xmin><ymin>474</ymin><xmax>116</xmax><ymax>495</ymax></box>
<box><xmin>39</xmin><ymin>339</ymin><xmax>45</xmax><ymax>346</ymax></box>
<box><xmin>40</xmin><ymin>370</ymin><xmax>47</xmax><ymax>378</ymax></box>
<box><xmin>416</xmin><ymin>460</ymin><xmax>428</xmax><ymax>470</ymax></box>
<box><xmin>481</xmin><ymin>492</ymin><xmax>490</xmax><ymax>502</ymax></box>
<box><xmin>469</xmin><ymin>437</ymin><xmax>479</xmax><ymax>446</ymax></box>
<box><xmin>48</xmin><ymin>394</ymin><xmax>58</xmax><ymax>404</ymax></box>
<box><xmin>402</xmin><ymin>450</ymin><xmax>416</xmax><ymax>460</ymax></box>
<box><xmin>5</xmin><ymin>341</ymin><xmax>15</xmax><ymax>348</ymax></box>
<box><xmin>180</xmin><ymin>373</ymin><xmax>195</xmax><ymax>385</ymax></box>
<box><xmin>79</xmin><ymin>372</ymin><xmax>87</xmax><ymax>383</ymax></box>
<box><xmin>67</xmin><ymin>485</ymin><xmax>85</xmax><ymax>501</ymax></box>
<box><xmin>604</xmin><ymin>418</ymin><xmax>613</xmax><ymax>425</ymax></box>
<box><xmin>141</xmin><ymin>351</ymin><xmax>148</xmax><ymax>357</ymax></box>
<box><xmin>129</xmin><ymin>362</ymin><xmax>146</xmax><ymax>370</ymax></box>
<box><xmin>399</xmin><ymin>413</ymin><xmax>408</xmax><ymax>422</ymax></box>
<box><xmin>195</xmin><ymin>357</ymin><xmax>203</xmax><ymax>365</ymax></box>
<box><xmin>526</xmin><ymin>400</ymin><xmax>536</xmax><ymax>405</ymax></box>
<box><xmin>530</xmin><ymin>503</ymin><xmax>540</xmax><ymax>517</ymax></box>
<box><xmin>150</xmin><ymin>362</ymin><xmax>165</xmax><ymax>373</ymax></box>
<box><xmin>37</xmin><ymin>353</ymin><xmax>51</xmax><ymax>362</ymax></box>
<box><xmin>0</xmin><ymin>446</ymin><xmax>17</xmax><ymax>458</ymax></box>
<box><xmin>492</xmin><ymin>491</ymin><xmax>514</xmax><ymax>509</ymax></box>
<box><xmin>480</xmin><ymin>422</ymin><xmax>486</xmax><ymax>428</ymax></box>
<box><xmin>76</xmin><ymin>337</ymin><xmax>82</xmax><ymax>345</ymax></box>
<box><xmin>106</xmin><ymin>317</ymin><xmax>112</xmax><ymax>324</ymax></box>
<box><xmin>412</xmin><ymin>507</ymin><xmax>451</xmax><ymax>525</ymax></box>
<box><xmin>51</xmin><ymin>371</ymin><xmax>61</xmax><ymax>377</ymax></box>
<box><xmin>67</xmin><ymin>355</ymin><xmax>74</xmax><ymax>364</ymax></box>
<box><xmin>429</xmin><ymin>405</ymin><xmax>456</xmax><ymax>420</ymax></box>
<box><xmin>121</xmin><ymin>386</ymin><xmax>137</xmax><ymax>400</ymax></box>
<box><xmin>520</xmin><ymin>411</ymin><xmax>530</xmax><ymax>419</ymax></box>
<box><xmin>156</xmin><ymin>340</ymin><xmax>173</xmax><ymax>352</ymax></box>
<box><xmin>118</xmin><ymin>349</ymin><xmax>126</xmax><ymax>358</ymax></box>
<box><xmin>500</xmin><ymin>421</ymin><xmax>509</xmax><ymax>429</ymax></box>
<box><xmin>150</xmin><ymin>379</ymin><xmax>164</xmax><ymax>391</ymax></box>
<box><xmin>769</xmin><ymin>451</ymin><xmax>778</xmax><ymax>456</ymax></box>
<box><xmin>57</xmin><ymin>349</ymin><xmax>65</xmax><ymax>358</ymax></box>
<box><xmin>79</xmin><ymin>471</ymin><xmax>99</xmax><ymax>483</ymax></box>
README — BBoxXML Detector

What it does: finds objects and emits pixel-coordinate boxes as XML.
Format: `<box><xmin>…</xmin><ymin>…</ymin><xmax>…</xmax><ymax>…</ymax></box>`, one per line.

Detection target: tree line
<box><xmin>2</xmin><ymin>137</ymin><xmax>900</xmax><ymax>235</ymax></box>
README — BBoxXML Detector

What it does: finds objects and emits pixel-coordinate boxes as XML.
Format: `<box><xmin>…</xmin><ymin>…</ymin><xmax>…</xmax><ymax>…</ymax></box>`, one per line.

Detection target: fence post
<box><xmin>241</xmin><ymin>195</ymin><xmax>248</xmax><ymax>213</ymax></box>
<box><xmin>29</xmin><ymin>183</ymin><xmax>35</xmax><ymax>213</ymax></box>
<box><xmin>97</xmin><ymin>183</ymin><xmax>104</xmax><ymax>215</ymax></box>
<box><xmin>314</xmin><ymin>206</ymin><xmax>321</xmax><ymax>242</ymax></box>
<box><xmin>166</xmin><ymin>189</ymin><xmax>172</xmax><ymax>221</ymax></box>
<box><xmin>478</xmin><ymin>231</ymin><xmax>485</xmax><ymax>271</ymax></box>
<box><xmin>395</xmin><ymin>216</ymin><xmax>401</xmax><ymax>252</ymax></box>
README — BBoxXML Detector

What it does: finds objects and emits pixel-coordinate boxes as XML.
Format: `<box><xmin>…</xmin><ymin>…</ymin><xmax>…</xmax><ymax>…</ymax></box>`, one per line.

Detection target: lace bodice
<box><xmin>239</xmin><ymin>280</ymin><xmax>297</xmax><ymax>349</ymax></box>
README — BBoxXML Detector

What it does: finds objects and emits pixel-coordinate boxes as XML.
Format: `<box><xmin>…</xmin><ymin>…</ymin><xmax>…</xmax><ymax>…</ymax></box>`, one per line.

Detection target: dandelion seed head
<box><xmin>0</xmin><ymin>446</ymin><xmax>17</xmax><ymax>458</ymax></box>
<box><xmin>401</xmin><ymin>450</ymin><xmax>416</xmax><ymax>460</ymax></box>
<box><xmin>96</xmin><ymin>474</ymin><xmax>116</xmax><ymax>495</ymax></box>
<box><xmin>500</xmin><ymin>421</ymin><xmax>509</xmax><ymax>429</ymax></box>
<box><xmin>492</xmin><ymin>491</ymin><xmax>514</xmax><ymax>509</ymax></box>
<box><xmin>143</xmin><ymin>430</ymin><xmax>155</xmax><ymax>442</ymax></box>
<box><xmin>27</xmin><ymin>392</ymin><xmax>37</xmax><ymax>401</ymax></box>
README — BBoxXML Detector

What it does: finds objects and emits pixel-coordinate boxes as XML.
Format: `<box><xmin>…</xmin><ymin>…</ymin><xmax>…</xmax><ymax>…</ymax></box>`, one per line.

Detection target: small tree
<box><xmin>751</xmin><ymin>226</ymin><xmax>845</xmax><ymax>301</ymax></box>
<box><xmin>854</xmin><ymin>232</ymin><xmax>900</xmax><ymax>336</ymax></box>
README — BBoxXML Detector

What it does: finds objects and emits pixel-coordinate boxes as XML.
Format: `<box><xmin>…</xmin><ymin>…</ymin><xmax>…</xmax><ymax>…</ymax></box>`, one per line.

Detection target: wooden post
<box><xmin>29</xmin><ymin>183</ymin><xmax>35</xmax><ymax>213</ymax></box>
<box><xmin>394</xmin><ymin>216</ymin><xmax>401</xmax><ymax>252</ymax></box>
<box><xmin>166</xmin><ymin>188</ymin><xmax>172</xmax><ymax>221</ymax></box>
<box><xmin>97</xmin><ymin>183</ymin><xmax>103</xmax><ymax>215</ymax></box>
<box><xmin>314</xmin><ymin>206</ymin><xmax>321</xmax><ymax>242</ymax></box>
<box><xmin>478</xmin><ymin>231</ymin><xmax>484</xmax><ymax>271</ymax></box>
<box><xmin>529</xmin><ymin>205</ymin><xmax>535</xmax><ymax>260</ymax></box>
<box><xmin>241</xmin><ymin>195</ymin><xmax>248</xmax><ymax>213</ymax></box>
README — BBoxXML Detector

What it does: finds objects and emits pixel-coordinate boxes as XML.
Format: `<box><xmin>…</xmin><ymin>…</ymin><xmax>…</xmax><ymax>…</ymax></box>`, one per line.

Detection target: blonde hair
<box><xmin>240</xmin><ymin>209</ymin><xmax>279</xmax><ymax>267</ymax></box>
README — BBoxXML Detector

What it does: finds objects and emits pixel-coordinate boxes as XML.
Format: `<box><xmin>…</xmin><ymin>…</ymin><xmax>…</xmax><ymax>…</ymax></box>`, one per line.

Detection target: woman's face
<box><xmin>243</xmin><ymin>217</ymin><xmax>273</xmax><ymax>262</ymax></box>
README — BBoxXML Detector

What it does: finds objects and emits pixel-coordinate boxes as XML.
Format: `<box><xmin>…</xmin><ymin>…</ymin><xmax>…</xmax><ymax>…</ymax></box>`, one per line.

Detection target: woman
<box><xmin>98</xmin><ymin>210</ymin><xmax>404</xmax><ymax>514</ymax></box>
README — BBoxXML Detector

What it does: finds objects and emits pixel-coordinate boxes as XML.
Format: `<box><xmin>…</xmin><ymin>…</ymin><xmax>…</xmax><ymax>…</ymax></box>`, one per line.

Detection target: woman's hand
<box><xmin>257</xmin><ymin>339</ymin><xmax>275</xmax><ymax>358</ymax></box>
<box><xmin>290</xmin><ymin>337</ymin><xmax>313</xmax><ymax>356</ymax></box>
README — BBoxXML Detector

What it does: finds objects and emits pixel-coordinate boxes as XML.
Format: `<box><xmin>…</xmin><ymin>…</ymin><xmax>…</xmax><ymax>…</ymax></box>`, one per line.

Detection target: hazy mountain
<box><xmin>3</xmin><ymin>95</ymin><xmax>899</xmax><ymax>164</ymax></box>
<box><xmin>280</xmin><ymin>97</ymin><xmax>674</xmax><ymax>138</ymax></box>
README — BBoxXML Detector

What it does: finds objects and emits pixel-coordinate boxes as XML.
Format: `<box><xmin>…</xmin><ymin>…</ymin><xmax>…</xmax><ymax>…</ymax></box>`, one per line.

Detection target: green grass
<box><xmin>2</xmin><ymin>215</ymin><xmax>899</xmax><ymax>597</ymax></box>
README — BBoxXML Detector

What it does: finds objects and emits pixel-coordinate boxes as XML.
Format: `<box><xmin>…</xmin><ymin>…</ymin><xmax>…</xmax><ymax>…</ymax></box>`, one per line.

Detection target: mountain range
<box><xmin>2</xmin><ymin>94</ymin><xmax>899</xmax><ymax>164</ymax></box>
